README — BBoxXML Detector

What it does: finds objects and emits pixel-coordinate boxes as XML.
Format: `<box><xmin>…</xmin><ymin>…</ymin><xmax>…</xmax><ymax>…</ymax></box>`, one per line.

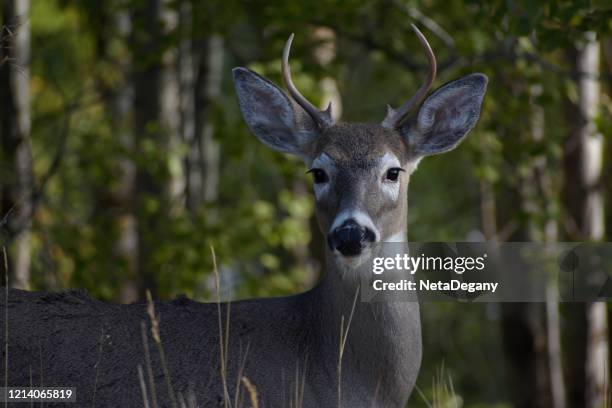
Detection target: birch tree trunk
<box><xmin>577</xmin><ymin>33</ymin><xmax>608</xmax><ymax>408</ymax></box>
<box><xmin>563</xmin><ymin>31</ymin><xmax>608</xmax><ymax>408</ymax></box>
<box><xmin>160</xmin><ymin>0</ymin><xmax>183</xmax><ymax>208</ymax></box>
<box><xmin>0</xmin><ymin>0</ymin><xmax>32</xmax><ymax>290</ymax></box>
<box><xmin>604</xmin><ymin>39</ymin><xmax>612</xmax><ymax>254</ymax></box>
<box><xmin>522</xmin><ymin>82</ymin><xmax>566</xmax><ymax>408</ymax></box>
<box><xmin>112</xmin><ymin>10</ymin><xmax>139</xmax><ymax>303</ymax></box>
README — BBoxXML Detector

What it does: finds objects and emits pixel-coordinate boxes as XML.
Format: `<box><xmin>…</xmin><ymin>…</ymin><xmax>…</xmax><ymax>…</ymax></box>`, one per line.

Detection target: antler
<box><xmin>282</xmin><ymin>34</ymin><xmax>334</xmax><ymax>128</ymax></box>
<box><xmin>381</xmin><ymin>24</ymin><xmax>437</xmax><ymax>129</ymax></box>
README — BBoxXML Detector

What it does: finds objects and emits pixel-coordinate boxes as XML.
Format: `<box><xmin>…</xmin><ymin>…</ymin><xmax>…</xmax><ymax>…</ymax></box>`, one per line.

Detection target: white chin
<box><xmin>333</xmin><ymin>247</ymin><xmax>372</xmax><ymax>269</ymax></box>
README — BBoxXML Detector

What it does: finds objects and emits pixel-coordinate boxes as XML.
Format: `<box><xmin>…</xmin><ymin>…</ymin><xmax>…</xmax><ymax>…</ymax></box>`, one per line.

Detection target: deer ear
<box><xmin>401</xmin><ymin>73</ymin><xmax>487</xmax><ymax>157</ymax></box>
<box><xmin>233</xmin><ymin>67</ymin><xmax>318</xmax><ymax>159</ymax></box>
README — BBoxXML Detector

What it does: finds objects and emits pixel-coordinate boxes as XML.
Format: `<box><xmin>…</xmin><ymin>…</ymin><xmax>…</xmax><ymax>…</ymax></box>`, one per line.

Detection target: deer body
<box><xmin>3</xmin><ymin>265</ymin><xmax>418</xmax><ymax>407</ymax></box>
<box><xmin>1</xmin><ymin>26</ymin><xmax>486</xmax><ymax>407</ymax></box>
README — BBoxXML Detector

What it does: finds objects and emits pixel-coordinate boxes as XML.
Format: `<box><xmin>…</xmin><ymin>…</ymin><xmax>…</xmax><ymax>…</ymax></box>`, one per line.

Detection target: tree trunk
<box><xmin>496</xmin><ymin>81</ymin><xmax>549</xmax><ymax>408</ymax></box>
<box><xmin>112</xmin><ymin>10</ymin><xmax>139</xmax><ymax>303</ymax></box>
<box><xmin>178</xmin><ymin>0</ymin><xmax>195</xmax><ymax>210</ymax></box>
<box><xmin>603</xmin><ymin>34</ymin><xmax>612</xmax><ymax>408</ymax></box>
<box><xmin>563</xmin><ymin>31</ymin><xmax>608</xmax><ymax>408</ymax></box>
<box><xmin>0</xmin><ymin>0</ymin><xmax>32</xmax><ymax>290</ymax></box>
<box><xmin>492</xmin><ymin>192</ymin><xmax>545</xmax><ymax>408</ymax></box>
<box><xmin>313</xmin><ymin>27</ymin><xmax>342</xmax><ymax>122</ymax></box>
<box><xmin>160</xmin><ymin>1</ymin><xmax>183</xmax><ymax>208</ymax></box>
<box><xmin>193</xmin><ymin>34</ymin><xmax>223</xmax><ymax>208</ymax></box>
<box><xmin>86</xmin><ymin>3</ymin><xmax>139</xmax><ymax>303</ymax></box>
<box><xmin>604</xmin><ymin>38</ymin><xmax>612</xmax><ymax>242</ymax></box>
<box><xmin>522</xmin><ymin>82</ymin><xmax>566</xmax><ymax>408</ymax></box>
<box><xmin>545</xmin><ymin>222</ymin><xmax>565</xmax><ymax>408</ymax></box>
<box><xmin>577</xmin><ymin>33</ymin><xmax>608</xmax><ymax>408</ymax></box>
<box><xmin>131</xmin><ymin>0</ymin><xmax>165</xmax><ymax>298</ymax></box>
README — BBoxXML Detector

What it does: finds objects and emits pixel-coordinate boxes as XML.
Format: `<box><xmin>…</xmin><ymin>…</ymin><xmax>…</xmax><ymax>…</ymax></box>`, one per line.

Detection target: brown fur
<box><xmin>308</xmin><ymin>123</ymin><xmax>411</xmax><ymax>241</ymax></box>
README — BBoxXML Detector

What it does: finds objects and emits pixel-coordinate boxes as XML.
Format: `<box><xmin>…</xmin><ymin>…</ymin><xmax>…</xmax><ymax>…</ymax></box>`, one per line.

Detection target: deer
<box><xmin>0</xmin><ymin>25</ymin><xmax>487</xmax><ymax>407</ymax></box>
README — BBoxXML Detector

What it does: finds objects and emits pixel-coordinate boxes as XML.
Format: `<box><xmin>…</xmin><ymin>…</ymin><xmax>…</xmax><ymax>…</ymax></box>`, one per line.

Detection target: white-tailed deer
<box><xmin>1</xmin><ymin>25</ymin><xmax>486</xmax><ymax>407</ymax></box>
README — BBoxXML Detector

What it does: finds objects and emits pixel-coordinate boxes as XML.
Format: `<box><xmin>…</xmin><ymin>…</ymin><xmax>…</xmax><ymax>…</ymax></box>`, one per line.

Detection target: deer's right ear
<box><xmin>233</xmin><ymin>67</ymin><xmax>318</xmax><ymax>159</ymax></box>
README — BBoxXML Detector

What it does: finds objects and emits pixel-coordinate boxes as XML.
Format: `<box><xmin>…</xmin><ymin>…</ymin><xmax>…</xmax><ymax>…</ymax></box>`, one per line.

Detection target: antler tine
<box><xmin>282</xmin><ymin>34</ymin><xmax>334</xmax><ymax>128</ymax></box>
<box><xmin>382</xmin><ymin>24</ymin><xmax>437</xmax><ymax>129</ymax></box>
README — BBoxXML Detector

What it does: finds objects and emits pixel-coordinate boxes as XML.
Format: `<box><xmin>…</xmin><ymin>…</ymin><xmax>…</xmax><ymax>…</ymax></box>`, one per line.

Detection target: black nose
<box><xmin>327</xmin><ymin>220</ymin><xmax>376</xmax><ymax>256</ymax></box>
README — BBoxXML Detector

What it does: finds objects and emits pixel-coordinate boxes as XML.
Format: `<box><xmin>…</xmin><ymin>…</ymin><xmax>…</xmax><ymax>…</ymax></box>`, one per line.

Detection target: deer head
<box><xmin>233</xmin><ymin>25</ymin><xmax>487</xmax><ymax>266</ymax></box>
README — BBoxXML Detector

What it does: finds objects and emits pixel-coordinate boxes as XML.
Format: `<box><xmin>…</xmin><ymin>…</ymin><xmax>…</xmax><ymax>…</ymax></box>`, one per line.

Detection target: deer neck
<box><xmin>317</xmin><ymin>225</ymin><xmax>415</xmax><ymax>334</ymax></box>
<box><xmin>309</xmin><ymin>223</ymin><xmax>421</xmax><ymax>403</ymax></box>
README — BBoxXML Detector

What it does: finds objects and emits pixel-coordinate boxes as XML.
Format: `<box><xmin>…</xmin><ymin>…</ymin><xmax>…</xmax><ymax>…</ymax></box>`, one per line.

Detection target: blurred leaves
<box><xmin>6</xmin><ymin>0</ymin><xmax>611</xmax><ymax>406</ymax></box>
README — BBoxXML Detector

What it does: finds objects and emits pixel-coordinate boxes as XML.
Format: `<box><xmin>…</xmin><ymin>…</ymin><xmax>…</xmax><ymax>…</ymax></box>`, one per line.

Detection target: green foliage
<box><xmin>9</xmin><ymin>0</ymin><xmax>611</xmax><ymax>406</ymax></box>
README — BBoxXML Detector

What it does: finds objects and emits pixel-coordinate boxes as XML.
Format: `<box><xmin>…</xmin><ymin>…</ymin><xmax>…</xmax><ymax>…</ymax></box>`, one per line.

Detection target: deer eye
<box><xmin>385</xmin><ymin>168</ymin><xmax>404</xmax><ymax>182</ymax></box>
<box><xmin>307</xmin><ymin>168</ymin><xmax>329</xmax><ymax>184</ymax></box>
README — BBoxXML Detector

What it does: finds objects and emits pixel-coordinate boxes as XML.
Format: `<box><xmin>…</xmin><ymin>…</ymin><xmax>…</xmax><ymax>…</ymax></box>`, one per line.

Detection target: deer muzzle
<box><xmin>327</xmin><ymin>219</ymin><xmax>376</xmax><ymax>257</ymax></box>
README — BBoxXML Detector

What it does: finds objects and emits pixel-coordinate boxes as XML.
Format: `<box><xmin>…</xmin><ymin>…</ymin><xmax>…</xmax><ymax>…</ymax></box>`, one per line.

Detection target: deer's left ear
<box><xmin>401</xmin><ymin>73</ymin><xmax>487</xmax><ymax>157</ymax></box>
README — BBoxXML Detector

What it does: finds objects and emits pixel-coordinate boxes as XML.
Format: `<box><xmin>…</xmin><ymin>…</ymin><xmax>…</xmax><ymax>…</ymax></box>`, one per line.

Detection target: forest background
<box><xmin>1</xmin><ymin>1</ymin><xmax>612</xmax><ymax>407</ymax></box>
